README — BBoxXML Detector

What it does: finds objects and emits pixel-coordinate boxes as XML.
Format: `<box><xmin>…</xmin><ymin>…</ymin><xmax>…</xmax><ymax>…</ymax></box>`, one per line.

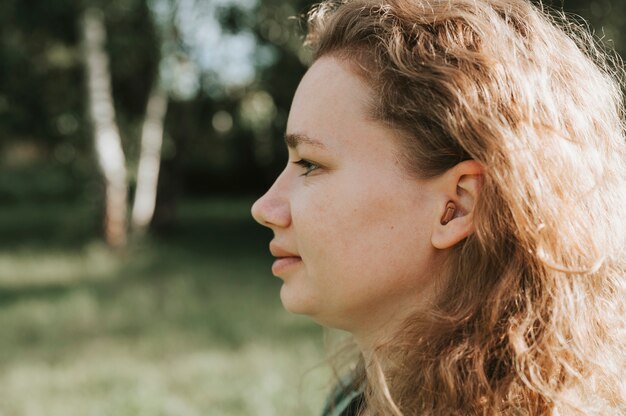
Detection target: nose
<box><xmin>251</xmin><ymin>173</ymin><xmax>291</xmax><ymax>229</ymax></box>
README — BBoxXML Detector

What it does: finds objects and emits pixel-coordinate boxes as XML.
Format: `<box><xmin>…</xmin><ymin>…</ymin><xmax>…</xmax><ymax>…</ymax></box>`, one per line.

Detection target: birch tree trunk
<box><xmin>131</xmin><ymin>84</ymin><xmax>168</xmax><ymax>234</ymax></box>
<box><xmin>82</xmin><ymin>7</ymin><xmax>128</xmax><ymax>248</ymax></box>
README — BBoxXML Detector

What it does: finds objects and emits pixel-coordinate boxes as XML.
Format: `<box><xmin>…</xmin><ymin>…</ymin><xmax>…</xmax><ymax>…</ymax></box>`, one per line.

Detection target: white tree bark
<box><xmin>131</xmin><ymin>84</ymin><xmax>168</xmax><ymax>233</ymax></box>
<box><xmin>82</xmin><ymin>7</ymin><xmax>128</xmax><ymax>248</ymax></box>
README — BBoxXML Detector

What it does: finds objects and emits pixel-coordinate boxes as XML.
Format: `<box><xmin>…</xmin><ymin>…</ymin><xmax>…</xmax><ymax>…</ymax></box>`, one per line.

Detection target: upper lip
<box><xmin>269</xmin><ymin>242</ymin><xmax>300</xmax><ymax>258</ymax></box>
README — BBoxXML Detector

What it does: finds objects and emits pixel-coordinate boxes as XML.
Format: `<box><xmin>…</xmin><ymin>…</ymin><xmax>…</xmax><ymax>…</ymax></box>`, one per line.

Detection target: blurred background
<box><xmin>0</xmin><ymin>0</ymin><xmax>623</xmax><ymax>415</ymax></box>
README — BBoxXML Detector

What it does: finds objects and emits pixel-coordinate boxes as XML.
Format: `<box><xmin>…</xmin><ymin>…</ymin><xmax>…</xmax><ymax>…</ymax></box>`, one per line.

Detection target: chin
<box><xmin>279</xmin><ymin>283</ymin><xmax>319</xmax><ymax>317</ymax></box>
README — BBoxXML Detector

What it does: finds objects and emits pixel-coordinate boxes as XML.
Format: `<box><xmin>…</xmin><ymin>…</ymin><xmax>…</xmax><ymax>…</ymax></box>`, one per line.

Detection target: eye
<box><xmin>293</xmin><ymin>159</ymin><xmax>320</xmax><ymax>176</ymax></box>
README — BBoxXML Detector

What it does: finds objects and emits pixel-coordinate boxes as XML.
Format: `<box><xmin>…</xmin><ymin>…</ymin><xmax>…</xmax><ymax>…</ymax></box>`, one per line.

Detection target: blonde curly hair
<box><xmin>305</xmin><ymin>0</ymin><xmax>626</xmax><ymax>414</ymax></box>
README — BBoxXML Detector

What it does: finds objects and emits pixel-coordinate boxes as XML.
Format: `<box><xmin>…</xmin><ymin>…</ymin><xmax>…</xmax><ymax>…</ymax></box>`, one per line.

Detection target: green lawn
<box><xmin>0</xmin><ymin>198</ymin><xmax>331</xmax><ymax>416</ymax></box>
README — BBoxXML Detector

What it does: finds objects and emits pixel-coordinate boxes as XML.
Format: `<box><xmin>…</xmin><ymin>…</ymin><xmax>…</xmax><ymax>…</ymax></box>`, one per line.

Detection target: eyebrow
<box><xmin>284</xmin><ymin>133</ymin><xmax>327</xmax><ymax>149</ymax></box>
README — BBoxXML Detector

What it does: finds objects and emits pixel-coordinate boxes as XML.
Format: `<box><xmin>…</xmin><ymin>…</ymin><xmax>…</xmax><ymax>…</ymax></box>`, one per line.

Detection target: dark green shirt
<box><xmin>321</xmin><ymin>376</ymin><xmax>365</xmax><ymax>416</ymax></box>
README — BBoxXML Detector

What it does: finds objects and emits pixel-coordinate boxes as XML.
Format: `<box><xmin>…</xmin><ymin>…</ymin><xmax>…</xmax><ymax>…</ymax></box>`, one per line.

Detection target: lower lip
<box><xmin>272</xmin><ymin>257</ymin><xmax>302</xmax><ymax>275</ymax></box>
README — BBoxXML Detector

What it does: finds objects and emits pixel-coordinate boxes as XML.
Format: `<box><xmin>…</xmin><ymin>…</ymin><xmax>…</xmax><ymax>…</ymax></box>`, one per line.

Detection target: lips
<box><xmin>269</xmin><ymin>242</ymin><xmax>302</xmax><ymax>275</ymax></box>
<box><xmin>269</xmin><ymin>242</ymin><xmax>299</xmax><ymax>258</ymax></box>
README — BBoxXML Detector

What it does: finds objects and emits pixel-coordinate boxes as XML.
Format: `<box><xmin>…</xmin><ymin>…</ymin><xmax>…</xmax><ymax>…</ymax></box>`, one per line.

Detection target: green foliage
<box><xmin>552</xmin><ymin>0</ymin><xmax>626</xmax><ymax>56</ymax></box>
<box><xmin>0</xmin><ymin>163</ymin><xmax>95</xmax><ymax>204</ymax></box>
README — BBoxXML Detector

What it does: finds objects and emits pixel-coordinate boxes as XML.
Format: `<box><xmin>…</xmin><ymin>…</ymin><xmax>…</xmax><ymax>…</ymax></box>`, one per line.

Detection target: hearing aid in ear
<box><xmin>440</xmin><ymin>201</ymin><xmax>456</xmax><ymax>225</ymax></box>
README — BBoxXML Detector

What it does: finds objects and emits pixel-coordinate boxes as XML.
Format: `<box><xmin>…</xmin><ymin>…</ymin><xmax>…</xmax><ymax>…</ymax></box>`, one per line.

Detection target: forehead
<box><xmin>286</xmin><ymin>57</ymin><xmax>375</xmax><ymax>143</ymax></box>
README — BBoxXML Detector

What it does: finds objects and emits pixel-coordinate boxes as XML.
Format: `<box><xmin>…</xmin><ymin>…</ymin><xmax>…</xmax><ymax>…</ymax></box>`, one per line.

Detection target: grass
<box><xmin>0</xmin><ymin>198</ymin><xmax>331</xmax><ymax>416</ymax></box>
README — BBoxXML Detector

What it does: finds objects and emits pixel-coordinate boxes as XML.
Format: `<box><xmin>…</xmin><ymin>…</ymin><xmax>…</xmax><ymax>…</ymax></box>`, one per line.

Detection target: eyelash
<box><xmin>293</xmin><ymin>159</ymin><xmax>320</xmax><ymax>176</ymax></box>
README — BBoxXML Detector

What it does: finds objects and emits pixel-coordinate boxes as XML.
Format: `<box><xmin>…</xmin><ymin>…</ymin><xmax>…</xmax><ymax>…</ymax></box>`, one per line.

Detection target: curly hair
<box><xmin>305</xmin><ymin>0</ymin><xmax>626</xmax><ymax>414</ymax></box>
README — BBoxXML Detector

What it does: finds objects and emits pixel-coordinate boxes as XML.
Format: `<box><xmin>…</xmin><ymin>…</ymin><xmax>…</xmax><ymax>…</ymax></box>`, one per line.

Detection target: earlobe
<box><xmin>431</xmin><ymin>206</ymin><xmax>474</xmax><ymax>249</ymax></box>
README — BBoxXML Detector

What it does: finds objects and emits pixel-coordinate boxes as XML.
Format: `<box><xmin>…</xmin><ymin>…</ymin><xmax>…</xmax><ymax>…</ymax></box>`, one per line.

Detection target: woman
<box><xmin>251</xmin><ymin>0</ymin><xmax>626</xmax><ymax>414</ymax></box>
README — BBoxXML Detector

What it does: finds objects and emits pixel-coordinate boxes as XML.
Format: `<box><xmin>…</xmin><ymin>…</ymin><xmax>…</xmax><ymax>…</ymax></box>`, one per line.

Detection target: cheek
<box><xmin>291</xmin><ymin>190</ymin><xmax>339</xmax><ymax>262</ymax></box>
<box><xmin>292</xmin><ymin>179</ymin><xmax>432</xmax><ymax>288</ymax></box>
<box><xmin>288</xmin><ymin>184</ymin><xmax>357</xmax><ymax>290</ymax></box>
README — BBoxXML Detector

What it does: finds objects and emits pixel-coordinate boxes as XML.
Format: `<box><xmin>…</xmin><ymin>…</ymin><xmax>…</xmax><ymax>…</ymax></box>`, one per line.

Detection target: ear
<box><xmin>431</xmin><ymin>160</ymin><xmax>483</xmax><ymax>249</ymax></box>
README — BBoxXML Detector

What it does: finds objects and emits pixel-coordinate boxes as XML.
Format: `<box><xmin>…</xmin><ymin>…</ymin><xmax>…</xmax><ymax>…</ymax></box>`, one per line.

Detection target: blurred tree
<box><xmin>131</xmin><ymin>82</ymin><xmax>168</xmax><ymax>234</ymax></box>
<box><xmin>81</xmin><ymin>7</ymin><xmax>129</xmax><ymax>248</ymax></box>
<box><xmin>129</xmin><ymin>1</ymin><xmax>175</xmax><ymax>235</ymax></box>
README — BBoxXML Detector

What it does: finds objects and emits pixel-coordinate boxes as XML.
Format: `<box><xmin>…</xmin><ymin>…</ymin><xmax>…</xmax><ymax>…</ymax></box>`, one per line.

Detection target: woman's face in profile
<box><xmin>252</xmin><ymin>57</ymin><xmax>441</xmax><ymax>336</ymax></box>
